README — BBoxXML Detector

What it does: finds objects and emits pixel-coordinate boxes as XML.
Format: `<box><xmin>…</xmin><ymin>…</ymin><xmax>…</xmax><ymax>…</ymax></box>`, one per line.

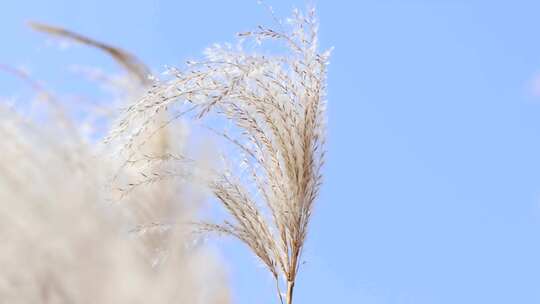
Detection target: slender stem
<box><xmin>275</xmin><ymin>276</ymin><xmax>284</xmax><ymax>304</ymax></box>
<box><xmin>286</xmin><ymin>280</ymin><xmax>295</xmax><ymax>304</ymax></box>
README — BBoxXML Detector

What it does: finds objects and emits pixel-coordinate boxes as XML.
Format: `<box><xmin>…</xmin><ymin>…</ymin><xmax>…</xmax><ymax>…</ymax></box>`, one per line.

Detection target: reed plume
<box><xmin>0</xmin><ymin>24</ymin><xmax>230</xmax><ymax>304</ymax></box>
<box><xmin>109</xmin><ymin>8</ymin><xmax>330</xmax><ymax>304</ymax></box>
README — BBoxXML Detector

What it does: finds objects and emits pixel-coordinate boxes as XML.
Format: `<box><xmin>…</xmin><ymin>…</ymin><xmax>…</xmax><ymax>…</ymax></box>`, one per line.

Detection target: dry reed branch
<box><xmin>28</xmin><ymin>21</ymin><xmax>151</xmax><ymax>85</ymax></box>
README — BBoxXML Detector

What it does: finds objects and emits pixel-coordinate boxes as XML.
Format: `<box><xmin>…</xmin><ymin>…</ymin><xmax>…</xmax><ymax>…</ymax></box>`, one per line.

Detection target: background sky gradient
<box><xmin>3</xmin><ymin>1</ymin><xmax>540</xmax><ymax>303</ymax></box>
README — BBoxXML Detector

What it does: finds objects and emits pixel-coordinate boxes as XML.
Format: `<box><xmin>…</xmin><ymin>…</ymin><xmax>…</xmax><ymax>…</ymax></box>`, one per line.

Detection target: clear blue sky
<box><xmin>3</xmin><ymin>1</ymin><xmax>540</xmax><ymax>303</ymax></box>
